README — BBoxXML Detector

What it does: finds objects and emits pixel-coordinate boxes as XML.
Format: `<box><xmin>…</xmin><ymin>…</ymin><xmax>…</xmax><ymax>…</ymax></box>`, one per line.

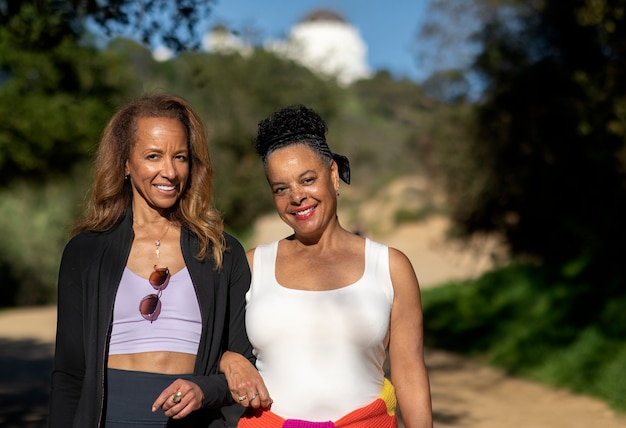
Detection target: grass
<box><xmin>421</xmin><ymin>263</ymin><xmax>626</xmax><ymax>413</ymax></box>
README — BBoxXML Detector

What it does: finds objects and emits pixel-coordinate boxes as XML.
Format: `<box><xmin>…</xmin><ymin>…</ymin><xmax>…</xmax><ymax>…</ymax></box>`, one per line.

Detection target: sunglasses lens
<box><xmin>139</xmin><ymin>294</ymin><xmax>161</xmax><ymax>321</ymax></box>
<box><xmin>149</xmin><ymin>267</ymin><xmax>170</xmax><ymax>287</ymax></box>
<box><xmin>142</xmin><ymin>266</ymin><xmax>168</xmax><ymax>322</ymax></box>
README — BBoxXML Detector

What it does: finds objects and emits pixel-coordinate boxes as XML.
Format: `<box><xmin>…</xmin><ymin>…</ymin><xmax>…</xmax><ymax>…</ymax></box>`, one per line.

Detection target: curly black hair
<box><xmin>254</xmin><ymin>104</ymin><xmax>330</xmax><ymax>158</ymax></box>
<box><xmin>253</xmin><ymin>104</ymin><xmax>351</xmax><ymax>184</ymax></box>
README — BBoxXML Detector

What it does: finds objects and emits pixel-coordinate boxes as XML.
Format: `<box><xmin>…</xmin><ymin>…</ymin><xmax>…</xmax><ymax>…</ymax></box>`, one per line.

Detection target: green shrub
<box><xmin>422</xmin><ymin>263</ymin><xmax>626</xmax><ymax>413</ymax></box>
<box><xmin>0</xmin><ymin>167</ymin><xmax>88</xmax><ymax>306</ymax></box>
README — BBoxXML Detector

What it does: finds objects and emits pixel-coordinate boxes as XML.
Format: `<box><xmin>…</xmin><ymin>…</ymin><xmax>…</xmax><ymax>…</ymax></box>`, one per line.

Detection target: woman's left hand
<box><xmin>152</xmin><ymin>379</ymin><xmax>204</xmax><ymax>419</ymax></box>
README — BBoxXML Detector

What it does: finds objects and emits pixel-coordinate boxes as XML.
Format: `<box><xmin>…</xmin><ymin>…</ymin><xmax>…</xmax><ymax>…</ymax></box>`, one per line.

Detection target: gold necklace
<box><xmin>154</xmin><ymin>222</ymin><xmax>171</xmax><ymax>259</ymax></box>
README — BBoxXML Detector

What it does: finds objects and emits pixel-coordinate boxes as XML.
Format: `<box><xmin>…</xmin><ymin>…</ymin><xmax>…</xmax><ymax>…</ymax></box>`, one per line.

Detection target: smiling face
<box><xmin>125</xmin><ymin>117</ymin><xmax>190</xmax><ymax>216</ymax></box>
<box><xmin>265</xmin><ymin>144</ymin><xmax>340</xmax><ymax>239</ymax></box>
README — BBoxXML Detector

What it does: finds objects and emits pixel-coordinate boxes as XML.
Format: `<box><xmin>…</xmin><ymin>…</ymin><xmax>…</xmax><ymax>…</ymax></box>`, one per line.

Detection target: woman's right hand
<box><xmin>220</xmin><ymin>351</ymin><xmax>272</xmax><ymax>409</ymax></box>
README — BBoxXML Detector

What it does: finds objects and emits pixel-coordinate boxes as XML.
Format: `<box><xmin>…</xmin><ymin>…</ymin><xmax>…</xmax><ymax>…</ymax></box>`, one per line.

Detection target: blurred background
<box><xmin>1</xmin><ymin>0</ymin><xmax>625</xmax><ymax>426</ymax></box>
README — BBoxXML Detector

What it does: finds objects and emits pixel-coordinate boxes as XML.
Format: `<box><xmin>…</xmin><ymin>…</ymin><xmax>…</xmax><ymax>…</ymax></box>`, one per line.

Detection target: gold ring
<box><xmin>172</xmin><ymin>391</ymin><xmax>183</xmax><ymax>403</ymax></box>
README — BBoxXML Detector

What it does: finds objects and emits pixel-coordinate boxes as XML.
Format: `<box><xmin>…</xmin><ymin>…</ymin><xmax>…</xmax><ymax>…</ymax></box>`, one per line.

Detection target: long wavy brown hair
<box><xmin>74</xmin><ymin>94</ymin><xmax>226</xmax><ymax>267</ymax></box>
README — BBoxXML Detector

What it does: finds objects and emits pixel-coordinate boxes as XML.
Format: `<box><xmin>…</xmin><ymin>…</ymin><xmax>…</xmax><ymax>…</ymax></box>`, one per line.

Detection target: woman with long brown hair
<box><xmin>49</xmin><ymin>94</ymin><xmax>267</xmax><ymax>427</ymax></box>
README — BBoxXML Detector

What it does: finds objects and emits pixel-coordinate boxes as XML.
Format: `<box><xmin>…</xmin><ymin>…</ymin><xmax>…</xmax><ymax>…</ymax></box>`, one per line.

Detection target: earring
<box><xmin>336</xmin><ymin>192</ymin><xmax>340</xmax><ymax>197</ymax></box>
<box><xmin>125</xmin><ymin>174</ymin><xmax>129</xmax><ymax>180</ymax></box>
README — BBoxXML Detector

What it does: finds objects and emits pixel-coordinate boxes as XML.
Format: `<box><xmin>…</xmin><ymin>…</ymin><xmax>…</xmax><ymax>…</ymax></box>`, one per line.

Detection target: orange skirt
<box><xmin>237</xmin><ymin>378</ymin><xmax>397</xmax><ymax>428</ymax></box>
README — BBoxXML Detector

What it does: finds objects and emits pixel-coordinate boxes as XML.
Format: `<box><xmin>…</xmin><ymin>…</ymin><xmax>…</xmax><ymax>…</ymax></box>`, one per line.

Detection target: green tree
<box><xmin>0</xmin><ymin>2</ymin><xmax>141</xmax><ymax>182</ymax></box>
<box><xmin>0</xmin><ymin>0</ymin><xmax>217</xmax><ymax>183</ymax></box>
<box><xmin>0</xmin><ymin>0</ymin><xmax>216</xmax><ymax>52</ymax></box>
<box><xmin>78</xmin><ymin>0</ymin><xmax>216</xmax><ymax>52</ymax></box>
<box><xmin>445</xmin><ymin>0</ymin><xmax>626</xmax><ymax>276</ymax></box>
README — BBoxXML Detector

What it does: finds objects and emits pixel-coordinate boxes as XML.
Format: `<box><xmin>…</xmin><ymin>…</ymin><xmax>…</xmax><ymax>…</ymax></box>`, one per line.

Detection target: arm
<box><xmin>155</xmin><ymin>352</ymin><xmax>272</xmax><ymax>419</ymax></box>
<box><xmin>49</xmin><ymin>239</ymin><xmax>86</xmax><ymax>427</ymax></box>
<box><xmin>388</xmin><ymin>248</ymin><xmax>433</xmax><ymax>428</ymax></box>
<box><xmin>220</xmin><ymin>351</ymin><xmax>272</xmax><ymax>409</ymax></box>
<box><xmin>224</xmin><ymin>239</ymin><xmax>255</xmax><ymax>363</ymax></box>
<box><xmin>154</xmin><ymin>237</ymin><xmax>260</xmax><ymax>415</ymax></box>
<box><xmin>219</xmin><ymin>247</ymin><xmax>271</xmax><ymax>408</ymax></box>
<box><xmin>200</xmin><ymin>242</ymin><xmax>270</xmax><ymax>408</ymax></box>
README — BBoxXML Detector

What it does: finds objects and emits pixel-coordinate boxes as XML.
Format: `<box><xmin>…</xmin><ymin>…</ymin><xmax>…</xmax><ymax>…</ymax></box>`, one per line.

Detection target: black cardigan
<box><xmin>49</xmin><ymin>209</ymin><xmax>253</xmax><ymax>427</ymax></box>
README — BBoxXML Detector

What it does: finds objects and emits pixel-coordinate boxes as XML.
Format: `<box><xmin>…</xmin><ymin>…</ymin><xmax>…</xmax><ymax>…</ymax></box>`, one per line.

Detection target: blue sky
<box><xmin>206</xmin><ymin>0</ymin><xmax>430</xmax><ymax>82</ymax></box>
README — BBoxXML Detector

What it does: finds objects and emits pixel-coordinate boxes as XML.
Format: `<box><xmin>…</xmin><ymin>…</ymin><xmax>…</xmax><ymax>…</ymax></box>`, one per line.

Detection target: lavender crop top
<box><xmin>108</xmin><ymin>267</ymin><xmax>202</xmax><ymax>355</ymax></box>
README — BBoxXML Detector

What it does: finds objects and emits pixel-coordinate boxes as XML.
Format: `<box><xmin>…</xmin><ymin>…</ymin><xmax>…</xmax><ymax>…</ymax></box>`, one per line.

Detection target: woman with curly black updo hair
<box><xmin>226</xmin><ymin>105</ymin><xmax>432</xmax><ymax>428</ymax></box>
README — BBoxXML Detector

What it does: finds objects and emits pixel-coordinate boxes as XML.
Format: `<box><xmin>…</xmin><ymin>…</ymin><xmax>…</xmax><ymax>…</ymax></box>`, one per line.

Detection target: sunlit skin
<box><xmin>266</xmin><ymin>144</ymin><xmax>341</xmax><ymax>245</ymax></box>
<box><xmin>108</xmin><ymin>117</ymin><xmax>201</xmax><ymax>418</ymax></box>
<box><xmin>261</xmin><ymin>144</ymin><xmax>365</xmax><ymax>291</ymax></box>
<box><xmin>124</xmin><ymin>117</ymin><xmax>190</xmax><ymax>218</ymax></box>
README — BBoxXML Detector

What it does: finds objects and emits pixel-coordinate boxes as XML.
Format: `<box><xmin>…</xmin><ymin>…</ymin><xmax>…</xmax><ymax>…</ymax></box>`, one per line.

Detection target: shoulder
<box><xmin>364</xmin><ymin>238</ymin><xmax>418</xmax><ymax>286</ymax></box>
<box><xmin>385</xmin><ymin>246</ymin><xmax>420</xmax><ymax>296</ymax></box>
<box><xmin>364</xmin><ymin>238</ymin><xmax>412</xmax><ymax>274</ymax></box>
<box><xmin>221</xmin><ymin>232</ymin><xmax>248</xmax><ymax>267</ymax></box>
<box><xmin>59</xmin><ymin>229</ymin><xmax>115</xmax><ymax>274</ymax></box>
<box><xmin>245</xmin><ymin>240</ymin><xmax>280</xmax><ymax>272</ymax></box>
<box><xmin>363</xmin><ymin>238</ymin><xmax>404</xmax><ymax>264</ymax></box>
<box><xmin>224</xmin><ymin>232</ymin><xmax>245</xmax><ymax>252</ymax></box>
<box><xmin>388</xmin><ymin>246</ymin><xmax>414</xmax><ymax>270</ymax></box>
<box><xmin>364</xmin><ymin>238</ymin><xmax>411</xmax><ymax>267</ymax></box>
<box><xmin>63</xmin><ymin>230</ymin><xmax>103</xmax><ymax>256</ymax></box>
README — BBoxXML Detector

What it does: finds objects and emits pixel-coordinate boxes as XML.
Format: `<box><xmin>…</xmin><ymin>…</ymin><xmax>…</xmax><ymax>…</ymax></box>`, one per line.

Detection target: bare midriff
<box><xmin>108</xmin><ymin>351</ymin><xmax>196</xmax><ymax>374</ymax></box>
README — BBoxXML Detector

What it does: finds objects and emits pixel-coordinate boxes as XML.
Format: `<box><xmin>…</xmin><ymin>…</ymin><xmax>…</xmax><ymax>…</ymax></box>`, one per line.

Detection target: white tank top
<box><xmin>245</xmin><ymin>238</ymin><xmax>394</xmax><ymax>421</ymax></box>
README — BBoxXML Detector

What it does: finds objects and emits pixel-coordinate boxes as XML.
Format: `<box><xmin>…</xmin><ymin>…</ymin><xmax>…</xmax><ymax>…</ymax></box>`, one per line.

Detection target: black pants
<box><xmin>104</xmin><ymin>368</ymin><xmax>226</xmax><ymax>427</ymax></box>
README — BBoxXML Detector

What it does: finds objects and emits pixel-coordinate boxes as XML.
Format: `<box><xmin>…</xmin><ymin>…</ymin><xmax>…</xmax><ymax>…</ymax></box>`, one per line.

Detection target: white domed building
<box><xmin>266</xmin><ymin>9</ymin><xmax>371</xmax><ymax>86</ymax></box>
<box><xmin>202</xmin><ymin>24</ymin><xmax>252</xmax><ymax>56</ymax></box>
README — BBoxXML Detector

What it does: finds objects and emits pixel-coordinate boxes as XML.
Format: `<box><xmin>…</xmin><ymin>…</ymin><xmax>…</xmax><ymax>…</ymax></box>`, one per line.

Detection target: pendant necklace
<box><xmin>155</xmin><ymin>222</ymin><xmax>171</xmax><ymax>259</ymax></box>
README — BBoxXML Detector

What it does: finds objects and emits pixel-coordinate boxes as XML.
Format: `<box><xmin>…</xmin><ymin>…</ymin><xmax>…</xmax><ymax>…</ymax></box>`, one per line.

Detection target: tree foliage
<box><xmin>0</xmin><ymin>0</ymin><xmax>216</xmax><ymax>51</ymax></box>
<box><xmin>0</xmin><ymin>1</ymin><xmax>142</xmax><ymax>182</ymax></box>
<box><xmin>447</xmin><ymin>0</ymin><xmax>626</xmax><ymax>275</ymax></box>
<box><xmin>0</xmin><ymin>0</ymin><xmax>219</xmax><ymax>183</ymax></box>
<box><xmin>88</xmin><ymin>0</ymin><xmax>215</xmax><ymax>51</ymax></box>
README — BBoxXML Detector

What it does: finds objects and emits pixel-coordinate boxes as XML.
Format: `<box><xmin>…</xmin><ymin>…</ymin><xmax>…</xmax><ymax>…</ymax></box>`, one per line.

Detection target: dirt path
<box><xmin>1</xmin><ymin>210</ymin><xmax>625</xmax><ymax>427</ymax></box>
<box><xmin>1</xmin><ymin>306</ymin><xmax>625</xmax><ymax>427</ymax></box>
<box><xmin>426</xmin><ymin>348</ymin><xmax>626</xmax><ymax>427</ymax></box>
